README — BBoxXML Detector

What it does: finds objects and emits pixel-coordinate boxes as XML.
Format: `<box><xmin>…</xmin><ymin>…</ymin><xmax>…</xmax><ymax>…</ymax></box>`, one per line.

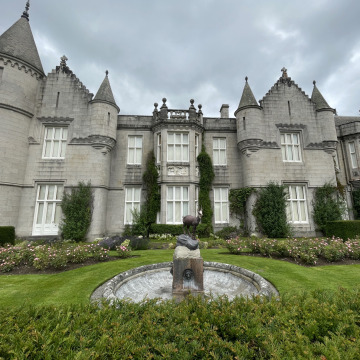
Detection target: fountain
<box><xmin>91</xmin><ymin>234</ymin><xmax>278</xmax><ymax>304</ymax></box>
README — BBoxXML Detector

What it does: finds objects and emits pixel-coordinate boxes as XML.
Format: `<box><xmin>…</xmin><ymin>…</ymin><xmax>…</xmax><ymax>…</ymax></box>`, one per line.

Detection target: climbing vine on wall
<box><xmin>131</xmin><ymin>151</ymin><xmax>161</xmax><ymax>237</ymax></box>
<box><xmin>197</xmin><ymin>144</ymin><xmax>215</xmax><ymax>228</ymax></box>
<box><xmin>229</xmin><ymin>187</ymin><xmax>255</xmax><ymax>233</ymax></box>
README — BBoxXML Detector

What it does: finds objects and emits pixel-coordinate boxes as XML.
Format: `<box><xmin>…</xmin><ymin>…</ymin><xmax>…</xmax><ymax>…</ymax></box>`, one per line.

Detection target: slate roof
<box><xmin>335</xmin><ymin>116</ymin><xmax>360</xmax><ymax>127</ymax></box>
<box><xmin>93</xmin><ymin>73</ymin><xmax>119</xmax><ymax>110</ymax></box>
<box><xmin>311</xmin><ymin>83</ymin><xmax>333</xmax><ymax>111</ymax></box>
<box><xmin>0</xmin><ymin>17</ymin><xmax>44</xmax><ymax>75</ymax></box>
<box><xmin>235</xmin><ymin>79</ymin><xmax>260</xmax><ymax>114</ymax></box>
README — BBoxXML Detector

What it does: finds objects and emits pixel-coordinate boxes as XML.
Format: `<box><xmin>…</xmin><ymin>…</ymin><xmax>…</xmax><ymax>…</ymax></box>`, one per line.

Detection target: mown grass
<box><xmin>0</xmin><ymin>249</ymin><xmax>359</xmax><ymax>307</ymax></box>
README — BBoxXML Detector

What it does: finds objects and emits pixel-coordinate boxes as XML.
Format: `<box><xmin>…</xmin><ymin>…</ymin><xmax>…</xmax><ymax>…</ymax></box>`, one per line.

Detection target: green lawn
<box><xmin>0</xmin><ymin>249</ymin><xmax>359</xmax><ymax>307</ymax></box>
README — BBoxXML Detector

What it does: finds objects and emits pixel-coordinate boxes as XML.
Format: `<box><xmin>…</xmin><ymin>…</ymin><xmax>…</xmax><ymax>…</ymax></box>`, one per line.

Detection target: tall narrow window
<box><xmin>287</xmin><ymin>185</ymin><xmax>308</xmax><ymax>223</ymax></box>
<box><xmin>166</xmin><ymin>186</ymin><xmax>189</xmax><ymax>224</ymax></box>
<box><xmin>167</xmin><ymin>132</ymin><xmax>189</xmax><ymax>162</ymax></box>
<box><xmin>56</xmin><ymin>92</ymin><xmax>60</xmax><ymax>108</ymax></box>
<box><xmin>43</xmin><ymin>127</ymin><xmax>68</xmax><ymax>159</ymax></box>
<box><xmin>128</xmin><ymin>135</ymin><xmax>143</xmax><ymax>164</ymax></box>
<box><xmin>243</xmin><ymin>117</ymin><xmax>246</xmax><ymax>130</ymax></box>
<box><xmin>107</xmin><ymin>112</ymin><xmax>111</xmax><ymax>124</ymax></box>
<box><xmin>124</xmin><ymin>187</ymin><xmax>141</xmax><ymax>224</ymax></box>
<box><xmin>33</xmin><ymin>184</ymin><xmax>63</xmax><ymax>235</ymax></box>
<box><xmin>214</xmin><ymin>187</ymin><xmax>229</xmax><ymax>223</ymax></box>
<box><xmin>281</xmin><ymin>133</ymin><xmax>301</xmax><ymax>162</ymax></box>
<box><xmin>195</xmin><ymin>186</ymin><xmax>199</xmax><ymax>212</ymax></box>
<box><xmin>349</xmin><ymin>141</ymin><xmax>357</xmax><ymax>168</ymax></box>
<box><xmin>0</xmin><ymin>67</ymin><xmax>3</xmax><ymax>81</ymax></box>
<box><xmin>213</xmin><ymin>138</ymin><xmax>227</xmax><ymax>165</ymax></box>
<box><xmin>288</xmin><ymin>101</ymin><xmax>291</xmax><ymax>116</ymax></box>
<box><xmin>157</xmin><ymin>133</ymin><xmax>161</xmax><ymax>163</ymax></box>
<box><xmin>195</xmin><ymin>134</ymin><xmax>199</xmax><ymax>159</ymax></box>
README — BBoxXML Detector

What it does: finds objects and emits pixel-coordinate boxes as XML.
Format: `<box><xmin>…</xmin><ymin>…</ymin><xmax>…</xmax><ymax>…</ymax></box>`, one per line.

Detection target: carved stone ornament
<box><xmin>167</xmin><ymin>166</ymin><xmax>189</xmax><ymax>176</ymax></box>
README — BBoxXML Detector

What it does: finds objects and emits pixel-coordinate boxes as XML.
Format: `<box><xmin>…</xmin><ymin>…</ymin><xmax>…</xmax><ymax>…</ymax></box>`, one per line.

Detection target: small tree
<box><xmin>229</xmin><ymin>187</ymin><xmax>255</xmax><ymax>234</ymax></box>
<box><xmin>253</xmin><ymin>182</ymin><xmax>290</xmax><ymax>238</ymax></box>
<box><xmin>197</xmin><ymin>144</ymin><xmax>215</xmax><ymax>230</ymax></box>
<box><xmin>313</xmin><ymin>183</ymin><xmax>343</xmax><ymax>232</ymax></box>
<box><xmin>60</xmin><ymin>181</ymin><xmax>93</xmax><ymax>242</ymax></box>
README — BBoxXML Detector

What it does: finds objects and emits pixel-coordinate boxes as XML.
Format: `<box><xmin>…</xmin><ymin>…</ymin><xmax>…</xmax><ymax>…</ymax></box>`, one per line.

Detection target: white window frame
<box><xmin>127</xmin><ymin>135</ymin><xmax>143</xmax><ymax>165</ymax></box>
<box><xmin>167</xmin><ymin>132</ymin><xmax>189</xmax><ymax>162</ymax></box>
<box><xmin>195</xmin><ymin>186</ymin><xmax>199</xmax><ymax>213</ymax></box>
<box><xmin>42</xmin><ymin>127</ymin><xmax>68</xmax><ymax>159</ymax></box>
<box><xmin>124</xmin><ymin>187</ymin><xmax>141</xmax><ymax>224</ymax></box>
<box><xmin>281</xmin><ymin>133</ymin><xmax>302</xmax><ymax>162</ymax></box>
<box><xmin>349</xmin><ymin>141</ymin><xmax>357</xmax><ymax>169</ymax></box>
<box><xmin>213</xmin><ymin>137</ymin><xmax>227</xmax><ymax>165</ymax></box>
<box><xmin>214</xmin><ymin>187</ymin><xmax>229</xmax><ymax>224</ymax></box>
<box><xmin>166</xmin><ymin>186</ymin><xmax>189</xmax><ymax>224</ymax></box>
<box><xmin>286</xmin><ymin>185</ymin><xmax>308</xmax><ymax>224</ymax></box>
<box><xmin>157</xmin><ymin>133</ymin><xmax>161</xmax><ymax>163</ymax></box>
<box><xmin>195</xmin><ymin>134</ymin><xmax>200</xmax><ymax>160</ymax></box>
<box><xmin>32</xmin><ymin>184</ymin><xmax>63</xmax><ymax>235</ymax></box>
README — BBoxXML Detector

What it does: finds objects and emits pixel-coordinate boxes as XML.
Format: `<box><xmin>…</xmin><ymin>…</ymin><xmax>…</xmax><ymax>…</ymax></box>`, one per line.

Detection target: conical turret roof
<box><xmin>235</xmin><ymin>77</ymin><xmax>260</xmax><ymax>115</ymax></box>
<box><xmin>0</xmin><ymin>14</ymin><xmax>44</xmax><ymax>75</ymax></box>
<box><xmin>311</xmin><ymin>81</ymin><xmax>334</xmax><ymax>112</ymax></box>
<box><xmin>93</xmin><ymin>71</ymin><xmax>119</xmax><ymax>111</ymax></box>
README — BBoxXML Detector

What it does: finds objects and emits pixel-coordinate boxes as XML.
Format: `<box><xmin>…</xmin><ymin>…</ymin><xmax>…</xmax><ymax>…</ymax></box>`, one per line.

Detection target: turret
<box><xmin>89</xmin><ymin>71</ymin><xmax>120</xmax><ymax>145</ymax></box>
<box><xmin>311</xmin><ymin>80</ymin><xmax>337</xmax><ymax>152</ymax></box>
<box><xmin>235</xmin><ymin>77</ymin><xmax>263</xmax><ymax>154</ymax></box>
<box><xmin>0</xmin><ymin>2</ymin><xmax>44</xmax><ymax>226</ymax></box>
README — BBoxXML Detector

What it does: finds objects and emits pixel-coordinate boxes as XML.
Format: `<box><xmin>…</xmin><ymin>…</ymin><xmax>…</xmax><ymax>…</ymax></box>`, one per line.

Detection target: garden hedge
<box><xmin>326</xmin><ymin>220</ymin><xmax>360</xmax><ymax>240</ymax></box>
<box><xmin>0</xmin><ymin>226</ymin><xmax>15</xmax><ymax>246</ymax></box>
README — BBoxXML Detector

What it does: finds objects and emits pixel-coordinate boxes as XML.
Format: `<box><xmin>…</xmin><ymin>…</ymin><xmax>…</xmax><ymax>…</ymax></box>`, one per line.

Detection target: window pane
<box><xmin>36</xmin><ymin>203</ymin><xmax>44</xmax><ymax>224</ymax></box>
<box><xmin>168</xmin><ymin>145</ymin><xmax>174</xmax><ymax>161</ymax></box>
<box><xmin>300</xmin><ymin>202</ymin><xmax>306</xmax><ymax>221</ymax></box>
<box><xmin>175</xmin><ymin>202</ymin><xmax>181</xmax><ymax>222</ymax></box>
<box><xmin>220</xmin><ymin>150</ymin><xmax>226</xmax><ymax>164</ymax></box>
<box><xmin>175</xmin><ymin>187</ymin><xmax>181</xmax><ymax>200</ymax></box>
<box><xmin>287</xmin><ymin>146</ymin><xmax>293</xmax><ymax>161</ymax></box>
<box><xmin>292</xmin><ymin>134</ymin><xmax>299</xmax><ymax>144</ymax></box>
<box><xmin>54</xmin><ymin>128</ymin><xmax>61</xmax><ymax>140</ymax></box>
<box><xmin>293</xmin><ymin>146</ymin><xmax>300</xmax><ymax>161</ymax></box>
<box><xmin>292</xmin><ymin>202</ymin><xmax>299</xmax><ymax>221</ymax></box>
<box><xmin>128</xmin><ymin>136</ymin><xmax>135</xmax><ymax>147</ymax></box>
<box><xmin>183</xmin><ymin>202</ymin><xmax>188</xmax><ymax>217</ymax></box>
<box><xmin>45</xmin><ymin>204</ymin><xmax>53</xmax><ymax>224</ymax></box>
<box><xmin>214</xmin><ymin>188</ymin><xmax>220</xmax><ymax>201</ymax></box>
<box><xmin>38</xmin><ymin>186</ymin><xmax>46</xmax><ymax>200</ymax></box>
<box><xmin>281</xmin><ymin>134</ymin><xmax>285</xmax><ymax>144</ymax></box>
<box><xmin>62</xmin><ymin>128</ymin><xmax>68</xmax><ymax>140</ymax></box>
<box><xmin>54</xmin><ymin>141</ymin><xmax>61</xmax><ymax>157</ymax></box>
<box><xmin>136</xmin><ymin>149</ymin><xmax>142</xmax><ymax>164</ymax></box>
<box><xmin>136</xmin><ymin>136</ymin><xmax>142</xmax><ymax>147</ymax></box>
<box><xmin>221</xmin><ymin>188</ymin><xmax>228</xmax><ymax>199</ymax></box>
<box><xmin>182</xmin><ymin>145</ymin><xmax>188</xmax><ymax>161</ymax></box>
<box><xmin>281</xmin><ymin>145</ymin><xmax>286</xmax><ymax>160</ymax></box>
<box><xmin>125</xmin><ymin>205</ymin><xmax>132</xmax><ymax>223</ymax></box>
<box><xmin>182</xmin><ymin>134</ymin><xmax>188</xmax><ymax>144</ymax></box>
<box><xmin>215</xmin><ymin>203</ymin><xmax>221</xmax><ymax>221</ymax></box>
<box><xmin>45</xmin><ymin>128</ymin><xmax>53</xmax><ymax>139</ymax></box>
<box><xmin>175</xmin><ymin>145</ymin><xmax>181</xmax><ymax>161</ymax></box>
<box><xmin>167</xmin><ymin>187</ymin><xmax>173</xmax><ymax>200</ymax></box>
<box><xmin>222</xmin><ymin>203</ymin><xmax>228</xmax><ymax>221</ymax></box>
<box><xmin>56</xmin><ymin>186</ymin><xmax>63</xmax><ymax>200</ymax></box>
<box><xmin>291</xmin><ymin>186</ymin><xmax>297</xmax><ymax>199</ymax></box>
<box><xmin>44</xmin><ymin>141</ymin><xmax>51</xmax><ymax>157</ymax></box>
<box><xmin>297</xmin><ymin>186</ymin><xmax>304</xmax><ymax>199</ymax></box>
<box><xmin>48</xmin><ymin>185</ymin><xmax>55</xmax><ymax>200</ymax></box>
<box><xmin>286</xmin><ymin>134</ymin><xmax>292</xmax><ymax>143</ymax></box>
<box><xmin>175</xmin><ymin>133</ymin><xmax>181</xmax><ymax>144</ymax></box>
<box><xmin>54</xmin><ymin>204</ymin><xmax>61</xmax><ymax>224</ymax></box>
<box><xmin>167</xmin><ymin>203</ymin><xmax>173</xmax><ymax>223</ymax></box>
<box><xmin>183</xmin><ymin>187</ymin><xmax>188</xmax><ymax>200</ymax></box>
<box><xmin>126</xmin><ymin>189</ymin><xmax>132</xmax><ymax>202</ymax></box>
<box><xmin>220</xmin><ymin>138</ymin><xmax>226</xmax><ymax>148</ymax></box>
<box><xmin>128</xmin><ymin>148</ymin><xmax>134</xmax><ymax>164</ymax></box>
<box><xmin>134</xmin><ymin>188</ymin><xmax>141</xmax><ymax>201</ymax></box>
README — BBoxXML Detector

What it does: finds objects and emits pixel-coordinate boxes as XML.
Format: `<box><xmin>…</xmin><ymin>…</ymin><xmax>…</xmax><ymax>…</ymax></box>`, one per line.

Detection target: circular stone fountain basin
<box><xmin>93</xmin><ymin>262</ymin><xmax>278</xmax><ymax>303</ymax></box>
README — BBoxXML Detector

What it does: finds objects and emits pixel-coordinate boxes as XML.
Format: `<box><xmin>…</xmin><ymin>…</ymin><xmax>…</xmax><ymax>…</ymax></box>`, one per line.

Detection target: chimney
<box><xmin>220</xmin><ymin>104</ymin><xmax>229</xmax><ymax>118</ymax></box>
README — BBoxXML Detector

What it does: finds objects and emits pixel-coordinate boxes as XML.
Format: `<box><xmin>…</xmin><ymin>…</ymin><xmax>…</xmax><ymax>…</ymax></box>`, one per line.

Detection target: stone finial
<box><xmin>313</xmin><ymin>80</ymin><xmax>316</xmax><ymax>86</ymax></box>
<box><xmin>106</xmin><ymin>70</ymin><xmax>109</xmax><ymax>76</ymax></box>
<box><xmin>162</xmin><ymin>98</ymin><xmax>167</xmax><ymax>104</ymax></box>
<box><xmin>154</xmin><ymin>102</ymin><xmax>158</xmax><ymax>110</ymax></box>
<box><xmin>21</xmin><ymin>1</ymin><xmax>30</xmax><ymax>21</ymax></box>
<box><xmin>60</xmin><ymin>55</ymin><xmax>68</xmax><ymax>67</ymax></box>
<box><xmin>281</xmin><ymin>67</ymin><xmax>288</xmax><ymax>78</ymax></box>
<box><xmin>245</xmin><ymin>76</ymin><xmax>248</xmax><ymax>82</ymax></box>
<box><xmin>198</xmin><ymin>104</ymin><xmax>203</xmax><ymax>114</ymax></box>
<box><xmin>190</xmin><ymin>99</ymin><xmax>194</xmax><ymax>105</ymax></box>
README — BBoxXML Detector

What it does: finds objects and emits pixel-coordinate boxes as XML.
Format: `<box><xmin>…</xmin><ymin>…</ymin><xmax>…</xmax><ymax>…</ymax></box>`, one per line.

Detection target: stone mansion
<box><xmin>1</xmin><ymin>3</ymin><xmax>359</xmax><ymax>239</ymax></box>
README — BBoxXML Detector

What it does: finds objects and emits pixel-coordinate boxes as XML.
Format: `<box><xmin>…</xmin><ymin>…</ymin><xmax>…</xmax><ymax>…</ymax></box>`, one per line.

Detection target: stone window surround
<box><xmin>280</xmin><ymin>132</ymin><xmax>302</xmax><ymax>162</ymax></box>
<box><xmin>166</xmin><ymin>185</ymin><xmax>189</xmax><ymax>224</ymax></box>
<box><xmin>285</xmin><ymin>184</ymin><xmax>309</xmax><ymax>224</ymax></box>
<box><xmin>42</xmin><ymin>126</ymin><xmax>68</xmax><ymax>159</ymax></box>
<box><xmin>348</xmin><ymin>141</ymin><xmax>358</xmax><ymax>169</ymax></box>
<box><xmin>213</xmin><ymin>137</ymin><xmax>227</xmax><ymax>166</ymax></box>
<box><xmin>124</xmin><ymin>187</ymin><xmax>141</xmax><ymax>224</ymax></box>
<box><xmin>213</xmin><ymin>187</ymin><xmax>229</xmax><ymax>224</ymax></box>
<box><xmin>127</xmin><ymin>135</ymin><xmax>143</xmax><ymax>165</ymax></box>
<box><xmin>167</xmin><ymin>132</ymin><xmax>189</xmax><ymax>163</ymax></box>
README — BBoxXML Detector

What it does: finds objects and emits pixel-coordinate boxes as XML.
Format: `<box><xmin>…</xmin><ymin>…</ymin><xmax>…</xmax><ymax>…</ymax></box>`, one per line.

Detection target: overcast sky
<box><xmin>1</xmin><ymin>0</ymin><xmax>360</xmax><ymax>117</ymax></box>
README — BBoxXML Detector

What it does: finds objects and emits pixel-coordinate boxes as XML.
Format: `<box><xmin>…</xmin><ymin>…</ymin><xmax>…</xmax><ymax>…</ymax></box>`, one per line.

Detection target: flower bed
<box><xmin>226</xmin><ymin>236</ymin><xmax>360</xmax><ymax>265</ymax></box>
<box><xmin>0</xmin><ymin>243</ymin><xmax>109</xmax><ymax>273</ymax></box>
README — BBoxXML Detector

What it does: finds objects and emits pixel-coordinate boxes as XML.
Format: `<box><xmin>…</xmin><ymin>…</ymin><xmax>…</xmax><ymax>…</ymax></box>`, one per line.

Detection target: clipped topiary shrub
<box><xmin>60</xmin><ymin>182</ymin><xmax>93</xmax><ymax>242</ymax></box>
<box><xmin>253</xmin><ymin>182</ymin><xmax>291</xmax><ymax>238</ymax></box>
<box><xmin>0</xmin><ymin>226</ymin><xmax>15</xmax><ymax>246</ymax></box>
<box><xmin>215</xmin><ymin>226</ymin><xmax>239</xmax><ymax>240</ymax></box>
<box><xmin>326</xmin><ymin>220</ymin><xmax>360</xmax><ymax>240</ymax></box>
